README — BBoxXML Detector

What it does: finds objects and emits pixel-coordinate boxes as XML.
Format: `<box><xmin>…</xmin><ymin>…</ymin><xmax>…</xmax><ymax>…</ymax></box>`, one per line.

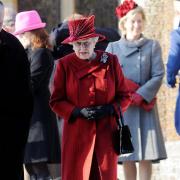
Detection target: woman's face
<box><xmin>17</xmin><ymin>32</ymin><xmax>31</xmax><ymax>49</ymax></box>
<box><xmin>124</xmin><ymin>12</ymin><xmax>144</xmax><ymax>40</ymax></box>
<box><xmin>72</xmin><ymin>38</ymin><xmax>97</xmax><ymax>60</ymax></box>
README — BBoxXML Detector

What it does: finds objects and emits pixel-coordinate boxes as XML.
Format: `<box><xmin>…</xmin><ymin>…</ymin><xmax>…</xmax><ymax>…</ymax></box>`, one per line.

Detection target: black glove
<box><xmin>70</xmin><ymin>107</ymin><xmax>96</xmax><ymax>121</ymax></box>
<box><xmin>69</xmin><ymin>108</ymin><xmax>81</xmax><ymax>122</ymax></box>
<box><xmin>91</xmin><ymin>104</ymin><xmax>114</xmax><ymax>120</ymax></box>
<box><xmin>80</xmin><ymin>108</ymin><xmax>97</xmax><ymax>120</ymax></box>
<box><xmin>70</xmin><ymin>105</ymin><xmax>114</xmax><ymax>122</ymax></box>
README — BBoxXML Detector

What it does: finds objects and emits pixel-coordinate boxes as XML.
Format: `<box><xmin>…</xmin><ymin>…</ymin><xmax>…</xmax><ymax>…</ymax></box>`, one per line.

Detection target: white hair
<box><xmin>92</xmin><ymin>37</ymin><xmax>99</xmax><ymax>43</ymax></box>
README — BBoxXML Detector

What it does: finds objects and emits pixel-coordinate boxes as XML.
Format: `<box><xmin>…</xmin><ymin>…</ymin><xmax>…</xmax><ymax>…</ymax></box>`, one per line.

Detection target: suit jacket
<box><xmin>0</xmin><ymin>30</ymin><xmax>33</xmax><ymax>118</ymax></box>
<box><xmin>167</xmin><ymin>28</ymin><xmax>180</xmax><ymax>135</ymax></box>
<box><xmin>0</xmin><ymin>29</ymin><xmax>33</xmax><ymax>179</ymax></box>
<box><xmin>50</xmin><ymin>50</ymin><xmax>130</xmax><ymax>180</ymax></box>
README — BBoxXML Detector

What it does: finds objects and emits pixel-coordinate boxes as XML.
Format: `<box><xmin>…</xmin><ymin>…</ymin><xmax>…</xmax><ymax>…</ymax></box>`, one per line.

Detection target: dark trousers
<box><xmin>3</xmin><ymin>148</ymin><xmax>25</xmax><ymax>180</ymax></box>
<box><xmin>2</xmin><ymin>117</ymin><xmax>30</xmax><ymax>180</ymax></box>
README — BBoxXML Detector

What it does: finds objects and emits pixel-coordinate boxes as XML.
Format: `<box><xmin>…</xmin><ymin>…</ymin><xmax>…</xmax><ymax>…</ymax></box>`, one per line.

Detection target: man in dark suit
<box><xmin>0</xmin><ymin>1</ymin><xmax>33</xmax><ymax>179</ymax></box>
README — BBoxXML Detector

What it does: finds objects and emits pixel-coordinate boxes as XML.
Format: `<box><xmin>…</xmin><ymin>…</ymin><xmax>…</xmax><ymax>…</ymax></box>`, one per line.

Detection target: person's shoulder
<box><xmin>107</xmin><ymin>40</ymin><xmax>121</xmax><ymax>49</ymax></box>
<box><xmin>1</xmin><ymin>29</ymin><xmax>14</xmax><ymax>39</ymax></box>
<box><xmin>57</xmin><ymin>52</ymin><xmax>75</xmax><ymax>64</ymax></box>
<box><xmin>150</xmin><ymin>39</ymin><xmax>162</xmax><ymax>50</ymax></box>
<box><xmin>140</xmin><ymin>37</ymin><xmax>160</xmax><ymax>48</ymax></box>
<box><xmin>110</xmin><ymin>39</ymin><xmax>121</xmax><ymax>45</ymax></box>
<box><xmin>145</xmin><ymin>38</ymin><xmax>157</xmax><ymax>45</ymax></box>
<box><xmin>1</xmin><ymin>29</ymin><xmax>23</xmax><ymax>47</ymax></box>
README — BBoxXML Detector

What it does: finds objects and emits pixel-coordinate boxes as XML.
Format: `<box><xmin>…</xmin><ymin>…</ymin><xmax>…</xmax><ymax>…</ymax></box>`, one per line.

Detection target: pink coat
<box><xmin>50</xmin><ymin>51</ymin><xmax>130</xmax><ymax>180</ymax></box>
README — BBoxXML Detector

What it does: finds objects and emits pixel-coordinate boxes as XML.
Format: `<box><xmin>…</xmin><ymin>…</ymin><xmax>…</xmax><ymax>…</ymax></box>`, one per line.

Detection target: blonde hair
<box><xmin>119</xmin><ymin>6</ymin><xmax>146</xmax><ymax>37</ymax></box>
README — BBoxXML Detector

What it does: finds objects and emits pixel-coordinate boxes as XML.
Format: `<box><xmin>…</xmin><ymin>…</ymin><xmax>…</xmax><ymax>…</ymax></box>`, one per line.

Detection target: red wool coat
<box><xmin>50</xmin><ymin>50</ymin><xmax>130</xmax><ymax>180</ymax></box>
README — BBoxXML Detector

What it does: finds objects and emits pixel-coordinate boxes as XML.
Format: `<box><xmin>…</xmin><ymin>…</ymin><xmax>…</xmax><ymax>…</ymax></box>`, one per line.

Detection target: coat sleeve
<box><xmin>30</xmin><ymin>49</ymin><xmax>53</xmax><ymax>92</ymax></box>
<box><xmin>49</xmin><ymin>60</ymin><xmax>75</xmax><ymax>121</ymax></box>
<box><xmin>112</xmin><ymin>55</ymin><xmax>131</xmax><ymax>113</ymax></box>
<box><xmin>136</xmin><ymin>40</ymin><xmax>164</xmax><ymax>102</ymax></box>
<box><xmin>166</xmin><ymin>30</ymin><xmax>180</xmax><ymax>87</ymax></box>
<box><xmin>13</xmin><ymin>37</ymin><xmax>33</xmax><ymax>118</ymax></box>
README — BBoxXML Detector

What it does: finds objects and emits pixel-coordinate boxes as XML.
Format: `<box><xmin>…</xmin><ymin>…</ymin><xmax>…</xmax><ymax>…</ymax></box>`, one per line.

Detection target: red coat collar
<box><xmin>69</xmin><ymin>51</ymin><xmax>109</xmax><ymax>79</ymax></box>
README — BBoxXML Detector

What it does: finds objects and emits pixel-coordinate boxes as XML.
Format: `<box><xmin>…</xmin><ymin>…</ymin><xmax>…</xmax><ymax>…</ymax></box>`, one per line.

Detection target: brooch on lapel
<box><xmin>100</xmin><ymin>53</ymin><xmax>108</xmax><ymax>64</ymax></box>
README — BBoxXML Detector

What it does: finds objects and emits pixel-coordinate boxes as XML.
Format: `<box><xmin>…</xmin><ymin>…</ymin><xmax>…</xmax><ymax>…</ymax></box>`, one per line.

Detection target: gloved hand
<box><xmin>90</xmin><ymin>104</ymin><xmax>115</xmax><ymax>120</ymax></box>
<box><xmin>141</xmin><ymin>98</ymin><xmax>156</xmax><ymax>111</ymax></box>
<box><xmin>70</xmin><ymin>105</ymin><xmax>114</xmax><ymax>121</ymax></box>
<box><xmin>131</xmin><ymin>93</ymin><xmax>143</xmax><ymax>106</ymax></box>
<box><xmin>70</xmin><ymin>107</ymin><xmax>96</xmax><ymax>121</ymax></box>
<box><xmin>70</xmin><ymin>108</ymin><xmax>81</xmax><ymax>122</ymax></box>
<box><xmin>166</xmin><ymin>74</ymin><xmax>176</xmax><ymax>88</ymax></box>
<box><xmin>80</xmin><ymin>108</ymin><xmax>97</xmax><ymax>120</ymax></box>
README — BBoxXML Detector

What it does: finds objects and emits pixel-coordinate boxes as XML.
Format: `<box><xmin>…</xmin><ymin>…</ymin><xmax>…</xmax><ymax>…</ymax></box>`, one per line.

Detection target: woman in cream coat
<box><xmin>106</xmin><ymin>1</ymin><xmax>167</xmax><ymax>180</ymax></box>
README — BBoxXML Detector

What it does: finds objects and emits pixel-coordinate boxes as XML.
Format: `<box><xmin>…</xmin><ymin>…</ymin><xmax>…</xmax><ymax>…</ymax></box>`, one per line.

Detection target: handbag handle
<box><xmin>114</xmin><ymin>104</ymin><xmax>134</xmax><ymax>155</ymax></box>
<box><xmin>115</xmin><ymin>105</ymin><xmax>125</xmax><ymax>128</ymax></box>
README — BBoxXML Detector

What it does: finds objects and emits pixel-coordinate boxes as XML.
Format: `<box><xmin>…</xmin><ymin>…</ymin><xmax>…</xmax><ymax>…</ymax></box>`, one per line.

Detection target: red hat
<box><xmin>115</xmin><ymin>0</ymin><xmax>138</xmax><ymax>18</ymax></box>
<box><xmin>62</xmin><ymin>15</ymin><xmax>105</xmax><ymax>44</ymax></box>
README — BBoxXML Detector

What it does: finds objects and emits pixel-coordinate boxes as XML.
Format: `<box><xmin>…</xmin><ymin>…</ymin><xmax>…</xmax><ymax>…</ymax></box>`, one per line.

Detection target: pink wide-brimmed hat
<box><xmin>62</xmin><ymin>15</ymin><xmax>105</xmax><ymax>44</ymax></box>
<box><xmin>14</xmin><ymin>10</ymin><xmax>46</xmax><ymax>35</ymax></box>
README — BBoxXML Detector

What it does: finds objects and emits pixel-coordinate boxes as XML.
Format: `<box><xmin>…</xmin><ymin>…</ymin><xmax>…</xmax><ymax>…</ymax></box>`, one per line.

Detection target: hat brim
<box><xmin>62</xmin><ymin>33</ymin><xmax>106</xmax><ymax>44</ymax></box>
<box><xmin>13</xmin><ymin>23</ymin><xmax>46</xmax><ymax>35</ymax></box>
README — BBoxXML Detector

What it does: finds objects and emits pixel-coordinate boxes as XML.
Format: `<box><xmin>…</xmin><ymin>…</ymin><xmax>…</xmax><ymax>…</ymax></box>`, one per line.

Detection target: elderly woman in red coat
<box><xmin>50</xmin><ymin>15</ymin><xmax>131</xmax><ymax>180</ymax></box>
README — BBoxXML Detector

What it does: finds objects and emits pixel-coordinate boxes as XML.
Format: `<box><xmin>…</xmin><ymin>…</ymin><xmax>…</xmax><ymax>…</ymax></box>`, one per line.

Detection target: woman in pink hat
<box><xmin>14</xmin><ymin>10</ymin><xmax>61</xmax><ymax>180</ymax></box>
<box><xmin>49</xmin><ymin>15</ymin><xmax>131</xmax><ymax>180</ymax></box>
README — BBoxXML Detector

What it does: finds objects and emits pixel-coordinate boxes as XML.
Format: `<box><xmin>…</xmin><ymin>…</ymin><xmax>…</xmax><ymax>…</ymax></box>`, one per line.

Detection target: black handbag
<box><xmin>113</xmin><ymin>106</ymin><xmax>134</xmax><ymax>155</ymax></box>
